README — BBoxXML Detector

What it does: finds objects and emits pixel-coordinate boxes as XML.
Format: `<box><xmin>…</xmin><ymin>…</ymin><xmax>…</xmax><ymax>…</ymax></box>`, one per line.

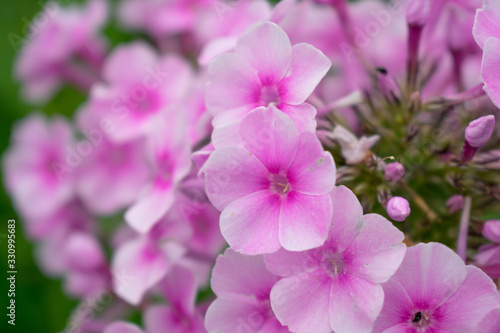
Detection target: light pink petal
<box><xmin>344</xmin><ymin>214</ymin><xmax>406</xmax><ymax>284</ymax></box>
<box><xmin>103</xmin><ymin>41</ymin><xmax>158</xmax><ymax>84</ymax></box>
<box><xmin>475</xmin><ymin>244</ymin><xmax>500</xmax><ymax>265</ymax></box>
<box><xmin>475</xmin><ymin>308</ymin><xmax>500</xmax><ymax>333</ymax></box>
<box><xmin>372</xmin><ymin>279</ymin><xmax>415</xmax><ymax>332</ymax></box>
<box><xmin>435</xmin><ymin>266</ymin><xmax>500</xmax><ymax>332</ymax></box>
<box><xmin>220</xmin><ymin>191</ymin><xmax>281</xmax><ymax>255</ymax></box>
<box><xmin>473</xmin><ymin>0</ymin><xmax>500</xmax><ymax>49</ymax></box>
<box><xmin>390</xmin><ymin>243</ymin><xmax>467</xmax><ymax>310</ymax></box>
<box><xmin>125</xmin><ymin>184</ymin><xmax>175</xmax><ymax>234</ymax></box>
<box><xmin>482</xmin><ymin>37</ymin><xmax>500</xmax><ymax>109</ymax></box>
<box><xmin>205</xmin><ymin>297</ymin><xmax>267</xmax><ymax>333</ymax></box>
<box><xmin>260</xmin><ymin>318</ymin><xmax>291</xmax><ymax>333</ymax></box>
<box><xmin>202</xmin><ymin>146</ymin><xmax>269</xmax><ymax>211</ymax></box>
<box><xmin>287</xmin><ymin>131</ymin><xmax>336</xmax><ymax>195</ymax></box>
<box><xmin>104</xmin><ymin>322</ymin><xmax>144</xmax><ymax>333</ymax></box>
<box><xmin>210</xmin><ymin>105</ymin><xmax>256</xmax><ymax>149</ymax></box>
<box><xmin>145</xmin><ymin>305</ymin><xmax>205</xmax><ymax>333</ymax></box>
<box><xmin>327</xmin><ymin>185</ymin><xmax>364</xmax><ymax>253</ymax></box>
<box><xmin>279</xmin><ymin>192</ymin><xmax>331</xmax><ymax>251</ymax></box>
<box><xmin>198</xmin><ymin>36</ymin><xmax>238</xmax><ymax>66</ymax></box>
<box><xmin>111</xmin><ymin>238</ymin><xmax>184</xmax><ymax>305</ymax></box>
<box><xmin>279</xmin><ymin>103</ymin><xmax>317</xmax><ymax>133</ymax></box>
<box><xmin>264</xmin><ymin>248</ymin><xmax>317</xmax><ymax>277</ymax></box>
<box><xmin>159</xmin><ymin>265</ymin><xmax>197</xmax><ymax>315</ymax></box>
<box><xmin>278</xmin><ymin>43</ymin><xmax>331</xmax><ymax>105</ymax></box>
<box><xmin>329</xmin><ymin>274</ymin><xmax>384</xmax><ymax>333</ymax></box>
<box><xmin>270</xmin><ymin>271</ymin><xmax>332</xmax><ymax>333</ymax></box>
<box><xmin>206</xmin><ymin>53</ymin><xmax>261</xmax><ymax>115</ymax></box>
<box><xmin>211</xmin><ymin>248</ymin><xmax>278</xmax><ymax>298</ymax></box>
<box><xmin>235</xmin><ymin>22</ymin><xmax>292</xmax><ymax>85</ymax></box>
<box><xmin>240</xmin><ymin>106</ymin><xmax>299</xmax><ymax>173</ymax></box>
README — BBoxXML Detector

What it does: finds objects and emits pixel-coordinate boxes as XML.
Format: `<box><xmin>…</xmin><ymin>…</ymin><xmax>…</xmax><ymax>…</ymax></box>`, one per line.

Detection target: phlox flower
<box><xmin>265</xmin><ymin>185</ymin><xmax>406</xmax><ymax>333</ymax></box>
<box><xmin>125</xmin><ymin>113</ymin><xmax>192</xmax><ymax>234</ymax></box>
<box><xmin>206</xmin><ymin>21</ymin><xmax>331</xmax><ymax>147</ymax></box>
<box><xmin>80</xmin><ymin>41</ymin><xmax>192</xmax><ymax>143</ymax></box>
<box><xmin>473</xmin><ymin>0</ymin><xmax>500</xmax><ymax>108</ymax></box>
<box><xmin>475</xmin><ymin>220</ymin><xmax>500</xmax><ymax>267</ymax></box>
<box><xmin>2</xmin><ymin>114</ymin><xmax>75</xmax><ymax>221</ymax></box>
<box><xmin>205</xmin><ymin>248</ymin><xmax>290</xmax><ymax>333</ymax></box>
<box><xmin>202</xmin><ymin>106</ymin><xmax>336</xmax><ymax>254</ymax></box>
<box><xmin>373</xmin><ymin>242</ymin><xmax>500</xmax><ymax>333</ymax></box>
<box><xmin>15</xmin><ymin>0</ymin><xmax>108</xmax><ymax>103</ymax></box>
<box><xmin>145</xmin><ymin>265</ymin><xmax>206</xmax><ymax>333</ymax></box>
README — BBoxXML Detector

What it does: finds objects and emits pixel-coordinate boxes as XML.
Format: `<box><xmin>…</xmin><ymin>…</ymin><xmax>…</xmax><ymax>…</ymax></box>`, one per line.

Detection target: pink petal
<box><xmin>278</xmin><ymin>43</ymin><xmax>331</xmax><ymax>105</ymax></box>
<box><xmin>329</xmin><ymin>274</ymin><xmax>384</xmax><ymax>333</ymax></box>
<box><xmin>287</xmin><ymin>131</ymin><xmax>336</xmax><ymax>195</ymax></box>
<box><xmin>390</xmin><ymin>243</ymin><xmax>467</xmax><ymax>310</ymax></box>
<box><xmin>264</xmin><ymin>248</ymin><xmax>317</xmax><ymax>277</ymax></box>
<box><xmin>475</xmin><ymin>308</ymin><xmax>500</xmax><ymax>333</ymax></box>
<box><xmin>473</xmin><ymin>0</ymin><xmax>500</xmax><ymax>49</ymax></box>
<box><xmin>279</xmin><ymin>103</ymin><xmax>317</xmax><ymax>133</ymax></box>
<box><xmin>327</xmin><ymin>185</ymin><xmax>364</xmax><ymax>253</ymax></box>
<box><xmin>235</xmin><ymin>22</ymin><xmax>292</xmax><ymax>85</ymax></box>
<box><xmin>211</xmin><ymin>248</ymin><xmax>278</xmax><ymax>298</ymax></box>
<box><xmin>475</xmin><ymin>244</ymin><xmax>500</xmax><ymax>265</ymax></box>
<box><xmin>343</xmin><ymin>213</ymin><xmax>406</xmax><ymax>284</ymax></box>
<box><xmin>481</xmin><ymin>37</ymin><xmax>500</xmax><ymax>109</ymax></box>
<box><xmin>270</xmin><ymin>271</ymin><xmax>332</xmax><ymax>333</ymax></box>
<box><xmin>240</xmin><ymin>106</ymin><xmax>299</xmax><ymax>173</ymax></box>
<box><xmin>202</xmin><ymin>146</ymin><xmax>269</xmax><ymax>211</ymax></box>
<box><xmin>125</xmin><ymin>184</ymin><xmax>175</xmax><ymax>234</ymax></box>
<box><xmin>372</xmin><ymin>279</ymin><xmax>415</xmax><ymax>332</ymax></box>
<box><xmin>104</xmin><ymin>322</ymin><xmax>144</xmax><ymax>333</ymax></box>
<box><xmin>435</xmin><ymin>266</ymin><xmax>500</xmax><ymax>332</ymax></box>
<box><xmin>145</xmin><ymin>305</ymin><xmax>205</xmax><ymax>333</ymax></box>
<box><xmin>159</xmin><ymin>265</ymin><xmax>197</xmax><ymax>315</ymax></box>
<box><xmin>206</xmin><ymin>53</ymin><xmax>261</xmax><ymax>115</ymax></box>
<box><xmin>279</xmin><ymin>192</ymin><xmax>331</xmax><ymax>251</ymax></box>
<box><xmin>220</xmin><ymin>191</ymin><xmax>281</xmax><ymax>255</ymax></box>
<box><xmin>205</xmin><ymin>297</ymin><xmax>267</xmax><ymax>333</ymax></box>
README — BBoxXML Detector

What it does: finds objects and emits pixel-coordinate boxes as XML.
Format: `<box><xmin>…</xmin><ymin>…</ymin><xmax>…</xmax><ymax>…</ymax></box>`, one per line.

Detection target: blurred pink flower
<box><xmin>206</xmin><ymin>21</ymin><xmax>330</xmax><ymax>146</ymax></box>
<box><xmin>104</xmin><ymin>322</ymin><xmax>144</xmax><ymax>333</ymax></box>
<box><xmin>475</xmin><ymin>220</ymin><xmax>500</xmax><ymax>266</ymax></box>
<box><xmin>373</xmin><ymin>242</ymin><xmax>500</xmax><ymax>332</ymax></box>
<box><xmin>265</xmin><ymin>185</ymin><xmax>406</xmax><ymax>333</ymax></box>
<box><xmin>205</xmin><ymin>248</ymin><xmax>290</xmax><ymax>333</ymax></box>
<box><xmin>328</xmin><ymin>125</ymin><xmax>380</xmax><ymax>164</ymax></box>
<box><xmin>202</xmin><ymin>107</ymin><xmax>336</xmax><ymax>254</ymax></box>
<box><xmin>15</xmin><ymin>0</ymin><xmax>108</xmax><ymax>103</ymax></box>
<box><xmin>2</xmin><ymin>114</ymin><xmax>75</xmax><ymax>221</ymax></box>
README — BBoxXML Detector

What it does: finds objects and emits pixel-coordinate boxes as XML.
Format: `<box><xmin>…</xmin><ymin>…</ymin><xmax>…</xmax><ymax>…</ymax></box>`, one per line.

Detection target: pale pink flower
<box><xmin>2</xmin><ymin>114</ymin><xmax>75</xmax><ymax>221</ymax></box>
<box><xmin>15</xmin><ymin>0</ymin><xmax>108</xmax><ymax>103</ymax></box>
<box><xmin>202</xmin><ymin>106</ymin><xmax>336</xmax><ymax>254</ymax></box>
<box><xmin>145</xmin><ymin>265</ymin><xmax>206</xmax><ymax>333</ymax></box>
<box><xmin>205</xmin><ymin>248</ymin><xmax>290</xmax><ymax>333</ymax></box>
<box><xmin>125</xmin><ymin>113</ymin><xmax>192</xmax><ymax>234</ymax></box>
<box><xmin>373</xmin><ymin>242</ymin><xmax>500</xmax><ymax>332</ymax></box>
<box><xmin>265</xmin><ymin>185</ymin><xmax>406</xmax><ymax>333</ymax></box>
<box><xmin>80</xmin><ymin>41</ymin><xmax>193</xmax><ymax>143</ymax></box>
<box><xmin>104</xmin><ymin>322</ymin><xmax>144</xmax><ymax>333</ymax></box>
<box><xmin>206</xmin><ymin>21</ymin><xmax>331</xmax><ymax>146</ymax></box>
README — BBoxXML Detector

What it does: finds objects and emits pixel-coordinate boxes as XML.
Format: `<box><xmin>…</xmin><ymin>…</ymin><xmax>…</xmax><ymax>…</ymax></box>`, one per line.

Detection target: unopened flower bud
<box><xmin>387</xmin><ymin>197</ymin><xmax>410</xmax><ymax>222</ymax></box>
<box><xmin>446</xmin><ymin>195</ymin><xmax>464</xmax><ymax>214</ymax></box>
<box><xmin>384</xmin><ymin>162</ymin><xmax>405</xmax><ymax>182</ymax></box>
<box><xmin>465</xmin><ymin>115</ymin><xmax>495</xmax><ymax>148</ymax></box>
<box><xmin>461</xmin><ymin>115</ymin><xmax>495</xmax><ymax>162</ymax></box>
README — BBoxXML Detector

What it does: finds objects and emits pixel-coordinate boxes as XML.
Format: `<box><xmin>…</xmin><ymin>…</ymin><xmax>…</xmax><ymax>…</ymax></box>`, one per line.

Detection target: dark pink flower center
<box><xmin>269</xmin><ymin>174</ymin><xmax>290</xmax><ymax>195</ymax></box>
<box><xmin>259</xmin><ymin>86</ymin><xmax>280</xmax><ymax>106</ymax></box>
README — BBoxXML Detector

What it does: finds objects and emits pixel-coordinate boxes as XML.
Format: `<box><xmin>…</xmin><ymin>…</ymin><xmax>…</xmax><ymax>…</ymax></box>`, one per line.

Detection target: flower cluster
<box><xmin>4</xmin><ymin>0</ymin><xmax>500</xmax><ymax>332</ymax></box>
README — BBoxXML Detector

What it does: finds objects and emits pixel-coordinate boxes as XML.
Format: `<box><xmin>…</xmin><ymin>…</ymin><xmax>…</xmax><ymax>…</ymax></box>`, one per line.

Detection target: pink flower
<box><xmin>74</xmin><ymin>137</ymin><xmax>150</xmax><ymax>215</ymax></box>
<box><xmin>145</xmin><ymin>265</ymin><xmax>206</xmax><ymax>333</ymax></box>
<box><xmin>473</xmin><ymin>0</ymin><xmax>500</xmax><ymax>50</ymax></box>
<box><xmin>475</xmin><ymin>220</ymin><xmax>500</xmax><ymax>266</ymax></box>
<box><xmin>125</xmin><ymin>113</ymin><xmax>192</xmax><ymax>233</ymax></box>
<box><xmin>373</xmin><ymin>242</ymin><xmax>500</xmax><ymax>333</ymax></box>
<box><xmin>2</xmin><ymin>114</ymin><xmax>75</xmax><ymax>221</ymax></box>
<box><xmin>386</xmin><ymin>196</ymin><xmax>411</xmax><ymax>222</ymax></box>
<box><xmin>206</xmin><ymin>21</ymin><xmax>331</xmax><ymax>146</ymax></box>
<box><xmin>202</xmin><ymin>106</ymin><xmax>336</xmax><ymax>254</ymax></box>
<box><xmin>265</xmin><ymin>185</ymin><xmax>406</xmax><ymax>333</ymax></box>
<box><xmin>80</xmin><ymin>41</ymin><xmax>193</xmax><ymax>143</ymax></box>
<box><xmin>205</xmin><ymin>248</ymin><xmax>290</xmax><ymax>333</ymax></box>
<box><xmin>15</xmin><ymin>0</ymin><xmax>108</xmax><ymax>103</ymax></box>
